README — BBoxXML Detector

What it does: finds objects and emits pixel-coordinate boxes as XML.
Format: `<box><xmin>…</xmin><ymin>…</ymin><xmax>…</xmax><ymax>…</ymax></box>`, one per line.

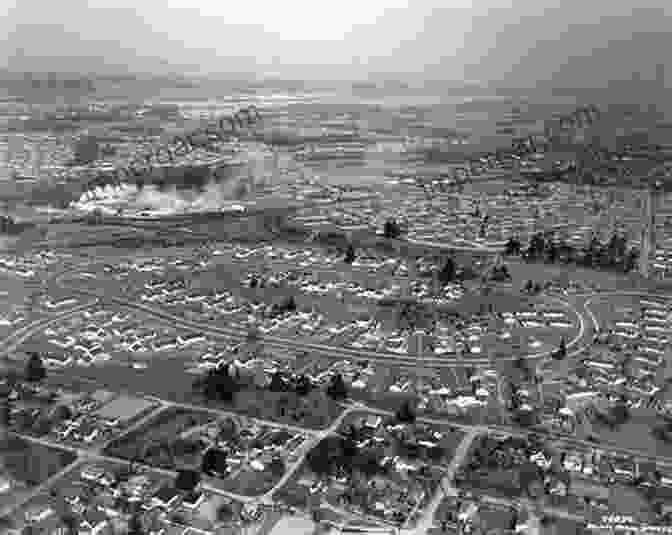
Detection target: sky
<box><xmin>1</xmin><ymin>0</ymin><xmax>671</xmax><ymax>87</ymax></box>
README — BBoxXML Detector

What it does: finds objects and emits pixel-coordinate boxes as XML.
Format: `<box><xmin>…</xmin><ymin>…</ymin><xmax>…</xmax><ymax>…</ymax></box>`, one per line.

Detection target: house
<box><xmin>44</xmin><ymin>353</ymin><xmax>73</xmax><ymax>367</ymax></box>
<box><xmin>81</xmin><ymin>464</ymin><xmax>106</xmax><ymax>482</ymax></box>
<box><xmin>124</xmin><ymin>474</ymin><xmax>153</xmax><ymax>495</ymax></box>
<box><xmin>59</xmin><ymin>484</ymin><xmax>85</xmax><ymax>507</ymax></box>
<box><xmin>24</xmin><ymin>505</ymin><xmax>55</xmax><ymax>524</ymax></box>
<box><xmin>181</xmin><ymin>490</ymin><xmax>205</xmax><ymax>510</ymax></box>
<box><xmin>96</xmin><ymin>491</ymin><xmax>120</xmax><ymax>517</ymax></box>
<box><xmin>545</xmin><ymin>472</ymin><xmax>570</xmax><ymax>496</ymax></box>
<box><xmin>178</xmin><ymin>333</ymin><xmax>206</xmax><ymax>346</ymax></box>
<box><xmin>152</xmin><ymin>486</ymin><xmax>182</xmax><ymax>509</ymax></box>
<box><xmin>81</xmin><ymin>428</ymin><xmax>101</xmax><ymax>443</ymax></box>
<box><xmin>80</xmin><ymin>507</ymin><xmax>109</xmax><ymax>535</ymax></box>
<box><xmin>152</xmin><ymin>336</ymin><xmax>179</xmax><ymax>352</ymax></box>
<box><xmin>363</xmin><ymin>415</ymin><xmax>382</xmax><ymax>430</ymax></box>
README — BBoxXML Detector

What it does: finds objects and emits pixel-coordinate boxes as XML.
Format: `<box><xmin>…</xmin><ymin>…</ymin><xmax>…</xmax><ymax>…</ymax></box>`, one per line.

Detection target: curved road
<box><xmin>2</xmin><ymin>287</ymin><xmax>671</xmax><ymax>532</ymax></box>
<box><xmin>52</xmin><ymin>267</ymin><xmax>591</xmax><ymax>369</ymax></box>
<box><xmin>2</xmin><ymin>254</ymin><xmax>669</xmax><ymax>531</ymax></box>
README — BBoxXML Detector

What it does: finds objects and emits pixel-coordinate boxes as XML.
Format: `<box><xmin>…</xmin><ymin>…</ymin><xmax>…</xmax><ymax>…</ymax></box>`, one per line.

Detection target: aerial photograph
<box><xmin>0</xmin><ymin>0</ymin><xmax>672</xmax><ymax>534</ymax></box>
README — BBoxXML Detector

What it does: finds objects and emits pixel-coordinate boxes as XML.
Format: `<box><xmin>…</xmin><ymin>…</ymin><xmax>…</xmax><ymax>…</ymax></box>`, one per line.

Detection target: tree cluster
<box><xmin>383</xmin><ymin>219</ymin><xmax>402</xmax><ymax>239</ymax></box>
<box><xmin>437</xmin><ymin>257</ymin><xmax>456</xmax><ymax>286</ymax></box>
<box><xmin>505</xmin><ymin>232</ymin><xmax>638</xmax><ymax>273</ymax></box>
<box><xmin>306</xmin><ymin>432</ymin><xmax>386</xmax><ymax>480</ymax></box>
<box><xmin>202</xmin><ymin>447</ymin><xmax>229</xmax><ymax>477</ymax></box>
<box><xmin>266</xmin><ymin>296</ymin><xmax>297</xmax><ymax>318</ymax></box>
<box><xmin>25</xmin><ymin>352</ymin><xmax>46</xmax><ymax>383</ymax></box>
<box><xmin>344</xmin><ymin>244</ymin><xmax>356</xmax><ymax>264</ymax></box>
<box><xmin>193</xmin><ymin>364</ymin><xmax>241</xmax><ymax>403</ymax></box>
<box><xmin>194</xmin><ymin>364</ymin><xmax>346</xmax><ymax>403</ymax></box>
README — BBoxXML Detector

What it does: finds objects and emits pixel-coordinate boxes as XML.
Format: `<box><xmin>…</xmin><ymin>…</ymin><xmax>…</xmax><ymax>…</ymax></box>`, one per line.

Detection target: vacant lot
<box><xmin>103</xmin><ymin>406</ymin><xmax>216</xmax><ymax>465</ymax></box>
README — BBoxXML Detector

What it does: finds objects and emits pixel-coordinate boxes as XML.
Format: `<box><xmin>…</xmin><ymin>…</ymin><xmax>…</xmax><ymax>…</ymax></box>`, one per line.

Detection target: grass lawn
<box><xmin>0</xmin><ymin>435</ymin><xmax>77</xmax><ymax>487</ymax></box>
<box><xmin>212</xmin><ymin>466</ymin><xmax>280</xmax><ymax>496</ymax></box>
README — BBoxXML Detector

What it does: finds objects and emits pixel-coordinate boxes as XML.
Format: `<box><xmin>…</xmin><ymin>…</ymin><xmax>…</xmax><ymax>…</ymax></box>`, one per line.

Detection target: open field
<box><xmin>0</xmin><ymin>435</ymin><xmax>78</xmax><ymax>511</ymax></box>
<box><xmin>0</xmin><ymin>436</ymin><xmax>77</xmax><ymax>487</ymax></box>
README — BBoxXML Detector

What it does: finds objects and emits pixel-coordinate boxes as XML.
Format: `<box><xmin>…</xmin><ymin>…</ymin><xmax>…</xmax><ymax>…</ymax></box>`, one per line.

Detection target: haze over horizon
<box><xmin>1</xmin><ymin>0</ymin><xmax>671</xmax><ymax>89</ymax></box>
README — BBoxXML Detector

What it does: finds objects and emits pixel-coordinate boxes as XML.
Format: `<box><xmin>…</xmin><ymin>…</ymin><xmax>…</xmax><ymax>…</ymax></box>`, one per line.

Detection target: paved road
<box><xmin>53</xmin><ymin>270</ymin><xmax>591</xmax><ymax>368</ymax></box>
<box><xmin>98</xmin><ymin>401</ymin><xmax>171</xmax><ymax>453</ymax></box>
<box><xmin>414</xmin><ymin>429</ymin><xmax>481</xmax><ymax>534</ymax></box>
<box><xmin>2</xmin><ymin>431</ymin><xmax>260</xmax><ymax>516</ymax></box>
<box><xmin>8</xmin><ymin>284</ymin><xmax>672</xmax><ymax>467</ymax></box>
<box><xmin>0</xmin><ymin>457</ymin><xmax>87</xmax><ymax>518</ymax></box>
<box><xmin>5</xmin><ymin>259</ymin><xmax>672</xmax><ymax>528</ymax></box>
<box><xmin>344</xmin><ymin>402</ymin><xmax>672</xmax><ymax>469</ymax></box>
<box><xmin>257</xmin><ymin>405</ymin><xmax>359</xmax><ymax>503</ymax></box>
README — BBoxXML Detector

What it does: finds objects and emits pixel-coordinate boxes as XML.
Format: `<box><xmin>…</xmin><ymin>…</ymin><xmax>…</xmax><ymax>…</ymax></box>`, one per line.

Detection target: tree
<box><xmin>608</xmin><ymin>233</ymin><xmax>627</xmax><ymax>263</ymax></box>
<box><xmin>175</xmin><ymin>468</ymin><xmax>201</xmax><ymax>492</ymax></box>
<box><xmin>438</xmin><ymin>257</ymin><xmax>456</xmax><ymax>286</ymax></box>
<box><xmin>396</xmin><ymin>400</ymin><xmax>416</xmax><ymax>424</ymax></box>
<box><xmin>268</xmin><ymin>457</ymin><xmax>285</xmax><ymax>478</ymax></box>
<box><xmin>513</xmin><ymin>357</ymin><xmax>532</xmax><ymax>382</ymax></box>
<box><xmin>25</xmin><ymin>352</ymin><xmax>46</xmax><ymax>383</ymax></box>
<box><xmin>198</xmin><ymin>366</ymin><xmax>239</xmax><ymax>403</ymax></box>
<box><xmin>383</xmin><ymin>219</ymin><xmax>402</xmax><ymax>239</ymax></box>
<box><xmin>624</xmin><ymin>248</ymin><xmax>639</xmax><ymax>272</ymax></box>
<box><xmin>127</xmin><ymin>513</ymin><xmax>145</xmax><ymax>535</ymax></box>
<box><xmin>609</xmin><ymin>399</ymin><xmax>630</xmax><ymax>426</ymax></box>
<box><xmin>51</xmin><ymin>404</ymin><xmax>73</xmax><ymax>423</ymax></box>
<box><xmin>557</xmin><ymin>337</ymin><xmax>567</xmax><ymax>358</ymax></box>
<box><xmin>528</xmin><ymin>233</ymin><xmax>545</xmax><ymax>259</ymax></box>
<box><xmin>545</xmin><ymin>242</ymin><xmax>558</xmax><ymax>263</ymax></box>
<box><xmin>307</xmin><ymin>436</ymin><xmax>343</xmax><ymax>477</ymax></box>
<box><xmin>0</xmin><ymin>401</ymin><xmax>11</xmax><ymax>429</ymax></box>
<box><xmin>344</xmin><ymin>244</ymin><xmax>356</xmax><ymax>264</ymax></box>
<box><xmin>285</xmin><ymin>296</ymin><xmax>297</xmax><ymax>312</ymax></box>
<box><xmin>327</xmin><ymin>373</ymin><xmax>348</xmax><ymax>401</ymax></box>
<box><xmin>60</xmin><ymin>512</ymin><xmax>79</xmax><ymax>535</ymax></box>
<box><xmin>216</xmin><ymin>502</ymin><xmax>235</xmax><ymax>523</ymax></box>
<box><xmin>202</xmin><ymin>448</ymin><xmax>228</xmax><ymax>477</ymax></box>
<box><xmin>340</xmin><ymin>435</ymin><xmax>358</xmax><ymax>467</ymax></box>
<box><xmin>269</xmin><ymin>371</ymin><xmax>287</xmax><ymax>393</ymax></box>
<box><xmin>295</xmin><ymin>375</ymin><xmax>312</xmax><ymax>397</ymax></box>
<box><xmin>0</xmin><ymin>517</ymin><xmax>14</xmax><ymax>534</ymax></box>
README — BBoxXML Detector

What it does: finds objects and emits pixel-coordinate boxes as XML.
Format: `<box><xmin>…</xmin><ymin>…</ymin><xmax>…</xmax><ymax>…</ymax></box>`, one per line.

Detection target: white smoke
<box><xmin>70</xmin><ymin>175</ymin><xmax>251</xmax><ymax>214</ymax></box>
<box><xmin>68</xmin><ymin>145</ymin><xmax>271</xmax><ymax>215</ymax></box>
<box><xmin>135</xmin><ymin>184</ymin><xmax>190</xmax><ymax>213</ymax></box>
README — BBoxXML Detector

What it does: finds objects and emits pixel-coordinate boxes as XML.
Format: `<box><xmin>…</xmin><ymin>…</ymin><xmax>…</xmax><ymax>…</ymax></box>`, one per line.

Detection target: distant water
<box><xmin>146</xmin><ymin>88</ymin><xmax>569</xmax><ymax>191</ymax></box>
